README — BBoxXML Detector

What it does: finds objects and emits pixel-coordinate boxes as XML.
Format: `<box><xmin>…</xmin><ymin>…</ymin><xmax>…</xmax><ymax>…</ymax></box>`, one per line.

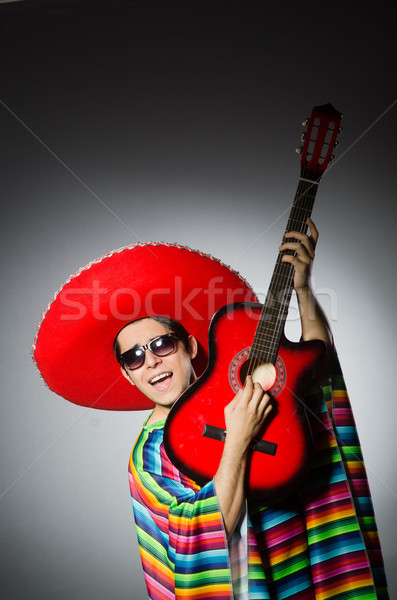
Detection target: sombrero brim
<box><xmin>32</xmin><ymin>243</ymin><xmax>257</xmax><ymax>410</ymax></box>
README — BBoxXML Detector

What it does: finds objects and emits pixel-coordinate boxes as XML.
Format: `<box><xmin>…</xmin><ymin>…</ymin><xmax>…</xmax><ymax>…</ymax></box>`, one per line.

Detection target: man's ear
<box><xmin>120</xmin><ymin>365</ymin><xmax>135</xmax><ymax>386</ymax></box>
<box><xmin>188</xmin><ymin>335</ymin><xmax>198</xmax><ymax>360</ymax></box>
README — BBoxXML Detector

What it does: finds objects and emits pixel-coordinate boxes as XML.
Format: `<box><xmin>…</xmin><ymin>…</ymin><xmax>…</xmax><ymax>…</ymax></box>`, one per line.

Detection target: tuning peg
<box><xmin>302</xmin><ymin>118</ymin><xmax>309</xmax><ymax>126</ymax></box>
<box><xmin>338</xmin><ymin>126</ymin><xmax>343</xmax><ymax>133</ymax></box>
<box><xmin>334</xmin><ymin>140</ymin><xmax>339</xmax><ymax>146</ymax></box>
<box><xmin>329</xmin><ymin>154</ymin><xmax>335</xmax><ymax>162</ymax></box>
<box><xmin>300</xmin><ymin>132</ymin><xmax>306</xmax><ymax>142</ymax></box>
<box><xmin>295</xmin><ymin>147</ymin><xmax>303</xmax><ymax>154</ymax></box>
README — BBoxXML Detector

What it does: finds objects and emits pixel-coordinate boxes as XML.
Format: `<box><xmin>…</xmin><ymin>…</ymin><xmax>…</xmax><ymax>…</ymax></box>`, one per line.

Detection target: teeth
<box><xmin>150</xmin><ymin>372</ymin><xmax>172</xmax><ymax>384</ymax></box>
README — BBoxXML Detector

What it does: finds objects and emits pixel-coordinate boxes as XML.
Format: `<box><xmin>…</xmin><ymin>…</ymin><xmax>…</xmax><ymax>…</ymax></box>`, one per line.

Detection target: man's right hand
<box><xmin>224</xmin><ymin>375</ymin><xmax>273</xmax><ymax>454</ymax></box>
<box><xmin>214</xmin><ymin>376</ymin><xmax>273</xmax><ymax>540</ymax></box>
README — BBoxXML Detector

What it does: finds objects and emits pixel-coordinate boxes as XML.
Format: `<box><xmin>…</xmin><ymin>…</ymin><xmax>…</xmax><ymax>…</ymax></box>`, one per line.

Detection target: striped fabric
<box><xmin>129</xmin><ymin>354</ymin><xmax>389</xmax><ymax>599</ymax></box>
<box><xmin>130</xmin><ymin>426</ymin><xmax>232</xmax><ymax>599</ymax></box>
<box><xmin>321</xmin><ymin>357</ymin><xmax>389</xmax><ymax>599</ymax></box>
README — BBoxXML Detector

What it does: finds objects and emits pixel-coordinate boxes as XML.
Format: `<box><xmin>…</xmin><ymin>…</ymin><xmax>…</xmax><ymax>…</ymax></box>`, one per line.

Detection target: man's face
<box><xmin>117</xmin><ymin>318</ymin><xmax>197</xmax><ymax>413</ymax></box>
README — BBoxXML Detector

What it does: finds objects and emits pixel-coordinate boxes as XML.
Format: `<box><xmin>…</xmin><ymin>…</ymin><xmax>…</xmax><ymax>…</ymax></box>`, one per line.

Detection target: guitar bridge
<box><xmin>202</xmin><ymin>424</ymin><xmax>278</xmax><ymax>456</ymax></box>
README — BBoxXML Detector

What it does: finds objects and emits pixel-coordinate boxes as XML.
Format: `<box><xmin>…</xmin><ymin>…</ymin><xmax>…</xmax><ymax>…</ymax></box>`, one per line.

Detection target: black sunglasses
<box><xmin>120</xmin><ymin>333</ymin><xmax>178</xmax><ymax>371</ymax></box>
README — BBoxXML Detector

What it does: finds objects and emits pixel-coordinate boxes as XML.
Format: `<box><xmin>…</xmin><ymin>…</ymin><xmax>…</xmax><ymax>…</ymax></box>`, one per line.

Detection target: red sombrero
<box><xmin>32</xmin><ymin>243</ymin><xmax>257</xmax><ymax>410</ymax></box>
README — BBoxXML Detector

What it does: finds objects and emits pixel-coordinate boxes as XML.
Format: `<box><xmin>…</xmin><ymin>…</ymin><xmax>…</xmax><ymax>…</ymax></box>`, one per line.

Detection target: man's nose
<box><xmin>144</xmin><ymin>350</ymin><xmax>161</xmax><ymax>368</ymax></box>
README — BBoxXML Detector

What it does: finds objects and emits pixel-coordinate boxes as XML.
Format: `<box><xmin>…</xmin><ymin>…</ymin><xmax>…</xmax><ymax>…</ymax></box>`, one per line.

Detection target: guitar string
<box><xmin>247</xmin><ymin>166</ymin><xmax>318</xmax><ymax>383</ymax></box>
<box><xmin>256</xmin><ymin>181</ymin><xmax>311</xmax><ymax>376</ymax></box>
<box><xmin>246</xmin><ymin>190</ymin><xmax>303</xmax><ymax>378</ymax></box>
<box><xmin>252</xmin><ymin>176</ymin><xmax>309</xmax><ymax>367</ymax></box>
<box><xmin>246</xmin><ymin>113</ymin><xmax>339</xmax><ymax>382</ymax></box>
<box><xmin>247</xmin><ymin>143</ymin><xmax>310</xmax><ymax>377</ymax></box>
<box><xmin>268</xmin><ymin>170</ymin><xmax>316</xmax><ymax>354</ymax></box>
<box><xmin>259</xmin><ymin>115</ymin><xmax>340</xmax><ymax>369</ymax></box>
<box><xmin>246</xmin><ymin>196</ymin><xmax>299</xmax><ymax>379</ymax></box>
<box><xmin>262</xmin><ymin>176</ymin><xmax>311</xmax><ymax>360</ymax></box>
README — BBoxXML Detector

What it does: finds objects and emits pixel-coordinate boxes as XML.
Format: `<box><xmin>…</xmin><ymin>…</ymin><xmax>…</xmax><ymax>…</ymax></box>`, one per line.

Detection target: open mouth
<box><xmin>149</xmin><ymin>372</ymin><xmax>173</xmax><ymax>387</ymax></box>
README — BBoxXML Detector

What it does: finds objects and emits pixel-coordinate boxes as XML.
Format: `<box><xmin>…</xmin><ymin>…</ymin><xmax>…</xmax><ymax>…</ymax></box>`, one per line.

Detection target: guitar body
<box><xmin>164</xmin><ymin>302</ymin><xmax>325</xmax><ymax>500</ymax></box>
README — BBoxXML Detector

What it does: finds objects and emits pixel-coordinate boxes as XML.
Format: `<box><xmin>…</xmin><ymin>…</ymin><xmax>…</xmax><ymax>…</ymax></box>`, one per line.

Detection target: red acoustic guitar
<box><xmin>164</xmin><ymin>104</ymin><xmax>342</xmax><ymax>500</ymax></box>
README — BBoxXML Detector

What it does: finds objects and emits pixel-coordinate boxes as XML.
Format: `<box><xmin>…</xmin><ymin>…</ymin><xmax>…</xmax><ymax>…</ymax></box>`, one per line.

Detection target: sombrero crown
<box><xmin>32</xmin><ymin>243</ymin><xmax>257</xmax><ymax>410</ymax></box>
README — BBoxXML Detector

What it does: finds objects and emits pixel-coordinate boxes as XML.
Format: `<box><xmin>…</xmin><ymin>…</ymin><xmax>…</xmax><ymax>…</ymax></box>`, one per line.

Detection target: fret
<box><xmin>293</xmin><ymin>204</ymin><xmax>313</xmax><ymax>212</ymax></box>
<box><xmin>259</xmin><ymin>300</ymin><xmax>288</xmax><ymax>314</ymax></box>
<box><xmin>251</xmin><ymin>340</ymin><xmax>282</xmax><ymax>353</ymax></box>
<box><xmin>295</xmin><ymin>192</ymin><xmax>316</xmax><ymax>200</ymax></box>
<box><xmin>250</xmin><ymin>343</ymin><xmax>279</xmax><ymax>353</ymax></box>
<box><xmin>268</xmin><ymin>279</ymin><xmax>294</xmax><ymax>294</ymax></box>
<box><xmin>252</xmin><ymin>330</ymin><xmax>286</xmax><ymax>347</ymax></box>
<box><xmin>290</xmin><ymin>206</ymin><xmax>313</xmax><ymax>215</ymax></box>
<box><xmin>256</xmin><ymin>312</ymin><xmax>289</xmax><ymax>325</ymax></box>
<box><xmin>289</xmin><ymin>212</ymin><xmax>311</xmax><ymax>222</ymax></box>
<box><xmin>264</xmin><ymin>284</ymin><xmax>292</xmax><ymax>298</ymax></box>
<box><xmin>251</xmin><ymin>350</ymin><xmax>280</xmax><ymax>360</ymax></box>
<box><xmin>299</xmin><ymin>176</ymin><xmax>319</xmax><ymax>185</ymax></box>
<box><xmin>261</xmin><ymin>305</ymin><xmax>290</xmax><ymax>319</ymax></box>
<box><xmin>259</xmin><ymin>310</ymin><xmax>289</xmax><ymax>321</ymax></box>
<box><xmin>254</xmin><ymin>324</ymin><xmax>288</xmax><ymax>338</ymax></box>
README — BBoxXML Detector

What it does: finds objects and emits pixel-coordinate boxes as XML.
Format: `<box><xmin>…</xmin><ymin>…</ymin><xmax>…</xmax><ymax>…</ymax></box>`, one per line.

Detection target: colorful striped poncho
<box><xmin>128</xmin><ymin>356</ymin><xmax>389</xmax><ymax>599</ymax></box>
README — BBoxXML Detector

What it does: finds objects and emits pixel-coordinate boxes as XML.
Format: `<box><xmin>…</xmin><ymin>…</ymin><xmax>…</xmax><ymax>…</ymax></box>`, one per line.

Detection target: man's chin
<box><xmin>149</xmin><ymin>392</ymin><xmax>176</xmax><ymax>408</ymax></box>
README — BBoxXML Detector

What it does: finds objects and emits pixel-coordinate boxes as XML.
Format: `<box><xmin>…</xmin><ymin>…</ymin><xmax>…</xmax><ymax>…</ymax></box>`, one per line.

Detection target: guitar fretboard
<box><xmin>245</xmin><ymin>103</ymin><xmax>342</xmax><ymax>371</ymax></box>
<box><xmin>249</xmin><ymin>173</ymin><xmax>320</xmax><ymax>367</ymax></box>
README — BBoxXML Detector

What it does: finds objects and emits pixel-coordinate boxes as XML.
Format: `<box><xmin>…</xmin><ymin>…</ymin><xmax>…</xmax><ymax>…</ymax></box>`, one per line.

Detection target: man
<box><xmin>116</xmin><ymin>220</ymin><xmax>330</xmax><ymax>540</ymax></box>
<box><xmin>112</xmin><ymin>223</ymin><xmax>386</xmax><ymax>599</ymax></box>
<box><xmin>33</xmin><ymin>226</ymin><xmax>388</xmax><ymax>599</ymax></box>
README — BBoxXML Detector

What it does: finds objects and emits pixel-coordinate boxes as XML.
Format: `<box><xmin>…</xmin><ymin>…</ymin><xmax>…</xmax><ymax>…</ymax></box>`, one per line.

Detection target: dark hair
<box><xmin>113</xmin><ymin>316</ymin><xmax>191</xmax><ymax>367</ymax></box>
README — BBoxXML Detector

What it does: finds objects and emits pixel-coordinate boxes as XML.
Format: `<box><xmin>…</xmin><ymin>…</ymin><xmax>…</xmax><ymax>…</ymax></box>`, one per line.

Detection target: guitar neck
<box><xmin>249</xmin><ymin>172</ymin><xmax>321</xmax><ymax>366</ymax></box>
<box><xmin>247</xmin><ymin>103</ymin><xmax>342</xmax><ymax>369</ymax></box>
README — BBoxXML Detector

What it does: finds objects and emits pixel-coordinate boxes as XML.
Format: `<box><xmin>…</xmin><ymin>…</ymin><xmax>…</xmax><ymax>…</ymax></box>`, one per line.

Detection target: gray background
<box><xmin>1</xmin><ymin>0</ymin><xmax>396</xmax><ymax>598</ymax></box>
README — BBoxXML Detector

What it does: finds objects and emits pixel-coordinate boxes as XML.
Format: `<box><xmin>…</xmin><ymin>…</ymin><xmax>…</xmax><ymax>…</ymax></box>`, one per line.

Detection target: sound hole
<box><xmin>228</xmin><ymin>347</ymin><xmax>286</xmax><ymax>397</ymax></box>
<box><xmin>239</xmin><ymin>359</ymin><xmax>276</xmax><ymax>391</ymax></box>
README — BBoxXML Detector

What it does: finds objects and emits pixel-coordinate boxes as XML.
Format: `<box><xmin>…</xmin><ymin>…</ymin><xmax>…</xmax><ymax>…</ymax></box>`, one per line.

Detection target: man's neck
<box><xmin>146</xmin><ymin>404</ymin><xmax>172</xmax><ymax>426</ymax></box>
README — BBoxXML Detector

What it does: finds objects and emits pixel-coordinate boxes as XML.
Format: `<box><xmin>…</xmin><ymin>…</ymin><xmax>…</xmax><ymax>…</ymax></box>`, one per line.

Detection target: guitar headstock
<box><xmin>297</xmin><ymin>103</ymin><xmax>342</xmax><ymax>179</ymax></box>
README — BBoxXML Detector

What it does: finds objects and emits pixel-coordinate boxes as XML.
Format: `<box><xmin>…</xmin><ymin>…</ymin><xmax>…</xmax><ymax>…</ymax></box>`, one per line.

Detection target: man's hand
<box><xmin>278</xmin><ymin>217</ymin><xmax>333</xmax><ymax>381</ymax></box>
<box><xmin>279</xmin><ymin>217</ymin><xmax>318</xmax><ymax>292</ymax></box>
<box><xmin>224</xmin><ymin>375</ymin><xmax>273</xmax><ymax>454</ymax></box>
<box><xmin>214</xmin><ymin>376</ymin><xmax>273</xmax><ymax>540</ymax></box>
